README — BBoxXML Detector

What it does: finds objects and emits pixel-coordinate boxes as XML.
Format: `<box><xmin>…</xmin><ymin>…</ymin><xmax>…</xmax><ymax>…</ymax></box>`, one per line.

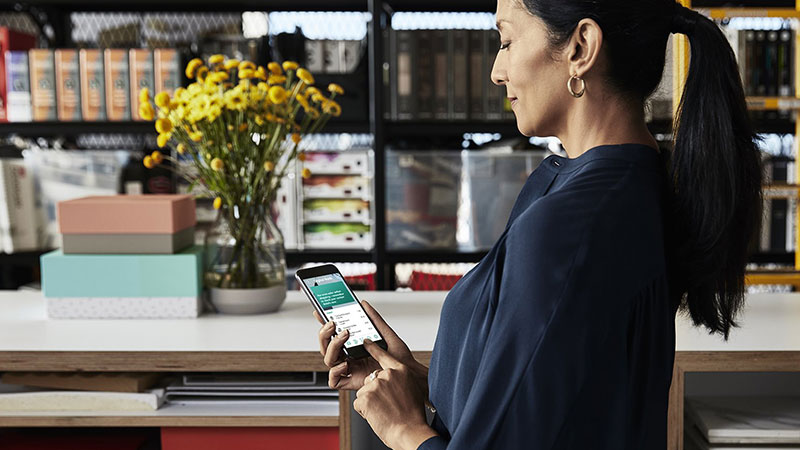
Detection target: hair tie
<box><xmin>671</xmin><ymin>3</ymin><xmax>697</xmax><ymax>36</ymax></box>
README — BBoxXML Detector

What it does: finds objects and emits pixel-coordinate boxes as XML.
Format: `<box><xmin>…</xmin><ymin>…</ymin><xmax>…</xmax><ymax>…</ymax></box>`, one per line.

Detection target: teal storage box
<box><xmin>41</xmin><ymin>246</ymin><xmax>203</xmax><ymax>298</ymax></box>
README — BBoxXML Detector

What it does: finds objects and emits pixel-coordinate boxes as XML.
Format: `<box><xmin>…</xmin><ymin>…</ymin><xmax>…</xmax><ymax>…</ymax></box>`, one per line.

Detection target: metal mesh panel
<box><xmin>75</xmin><ymin>134</ymin><xmax>156</xmax><ymax>150</ymax></box>
<box><xmin>298</xmin><ymin>133</ymin><xmax>374</xmax><ymax>151</ymax></box>
<box><xmin>0</xmin><ymin>13</ymin><xmax>41</xmax><ymax>37</ymax></box>
<box><xmin>71</xmin><ymin>12</ymin><xmax>242</xmax><ymax>48</ymax></box>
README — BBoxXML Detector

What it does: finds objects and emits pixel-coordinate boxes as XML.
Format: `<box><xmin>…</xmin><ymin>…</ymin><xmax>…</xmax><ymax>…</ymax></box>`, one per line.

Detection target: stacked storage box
<box><xmin>40</xmin><ymin>195</ymin><xmax>202</xmax><ymax>319</ymax></box>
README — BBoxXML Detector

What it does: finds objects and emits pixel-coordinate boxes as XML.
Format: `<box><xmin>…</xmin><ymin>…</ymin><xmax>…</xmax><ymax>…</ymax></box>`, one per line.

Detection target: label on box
<box><xmin>55</xmin><ymin>49</ymin><xmax>81</xmax><ymax>121</ymax></box>
<box><xmin>29</xmin><ymin>49</ymin><xmax>57</xmax><ymax>121</ymax></box>
<box><xmin>80</xmin><ymin>49</ymin><xmax>106</xmax><ymax>120</ymax></box>
<box><xmin>104</xmin><ymin>49</ymin><xmax>131</xmax><ymax>120</ymax></box>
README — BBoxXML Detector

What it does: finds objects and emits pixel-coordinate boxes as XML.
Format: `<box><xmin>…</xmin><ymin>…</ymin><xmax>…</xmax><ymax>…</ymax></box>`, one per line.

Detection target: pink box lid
<box><xmin>58</xmin><ymin>195</ymin><xmax>197</xmax><ymax>234</ymax></box>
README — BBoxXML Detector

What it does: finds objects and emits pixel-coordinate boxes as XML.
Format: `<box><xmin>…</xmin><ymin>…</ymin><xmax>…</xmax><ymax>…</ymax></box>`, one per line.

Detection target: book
<box><xmin>0</xmin><ymin>158</ymin><xmax>37</xmax><ymax>253</ymax></box>
<box><xmin>153</xmin><ymin>48</ymin><xmax>181</xmax><ymax>96</ymax></box>
<box><xmin>0</xmin><ymin>389</ymin><xmax>165</xmax><ymax>411</ymax></box>
<box><xmin>322</xmin><ymin>40</ymin><xmax>340</xmax><ymax>73</ymax></box>
<box><xmin>450</xmin><ymin>29</ymin><xmax>469</xmax><ymax>120</ymax></box>
<box><xmin>0</xmin><ymin>27</ymin><xmax>36</xmax><ymax>123</ymax></box>
<box><xmin>394</xmin><ymin>30</ymin><xmax>415</xmax><ymax>120</ymax></box>
<box><xmin>79</xmin><ymin>49</ymin><xmax>106</xmax><ymax>120</ymax></box>
<box><xmin>129</xmin><ymin>48</ymin><xmax>154</xmax><ymax>121</ymax></box>
<box><xmin>104</xmin><ymin>49</ymin><xmax>131</xmax><ymax>120</ymax></box>
<box><xmin>778</xmin><ymin>30</ymin><xmax>793</xmax><ymax>97</ymax></box>
<box><xmin>304</xmin><ymin>39</ymin><xmax>324</xmax><ymax>73</ymax></box>
<box><xmin>54</xmin><ymin>49</ymin><xmax>82</xmax><ymax>121</ymax></box>
<box><xmin>28</xmin><ymin>49</ymin><xmax>57</xmax><ymax>121</ymax></box>
<box><xmin>1</xmin><ymin>372</ymin><xmax>162</xmax><ymax>393</ymax></box>
<box><xmin>4</xmin><ymin>51</ymin><xmax>32</xmax><ymax>122</ymax></box>
<box><xmin>416</xmin><ymin>29</ymin><xmax>434</xmax><ymax>119</ymax></box>
<box><xmin>433</xmin><ymin>29</ymin><xmax>449</xmax><ymax>120</ymax></box>
<box><xmin>468</xmin><ymin>29</ymin><xmax>485</xmax><ymax>120</ymax></box>
<box><xmin>483</xmin><ymin>30</ymin><xmax>504</xmax><ymax>120</ymax></box>
<box><xmin>765</xmin><ymin>31</ymin><xmax>778</xmax><ymax>97</ymax></box>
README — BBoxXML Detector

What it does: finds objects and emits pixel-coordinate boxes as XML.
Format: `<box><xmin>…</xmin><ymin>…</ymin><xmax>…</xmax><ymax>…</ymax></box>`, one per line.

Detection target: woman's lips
<box><xmin>509</xmin><ymin>97</ymin><xmax>518</xmax><ymax>107</ymax></box>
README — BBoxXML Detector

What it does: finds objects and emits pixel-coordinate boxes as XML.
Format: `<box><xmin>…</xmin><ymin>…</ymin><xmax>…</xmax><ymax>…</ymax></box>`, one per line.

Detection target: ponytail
<box><xmin>668</xmin><ymin>4</ymin><xmax>763</xmax><ymax>339</ymax></box>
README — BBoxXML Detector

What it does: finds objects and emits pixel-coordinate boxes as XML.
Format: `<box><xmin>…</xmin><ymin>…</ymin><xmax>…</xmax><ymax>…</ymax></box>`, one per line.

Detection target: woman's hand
<box><xmin>314</xmin><ymin>300</ymin><xmax>428</xmax><ymax>393</ymax></box>
<box><xmin>353</xmin><ymin>339</ymin><xmax>438</xmax><ymax>450</ymax></box>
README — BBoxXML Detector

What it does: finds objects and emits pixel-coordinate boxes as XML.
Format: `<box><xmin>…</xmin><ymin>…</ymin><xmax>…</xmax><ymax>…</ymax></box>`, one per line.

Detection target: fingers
<box><xmin>363</xmin><ymin>369</ymin><xmax>380</xmax><ymax>386</ymax></box>
<box><xmin>312</xmin><ymin>310</ymin><xmax>325</xmax><ymax>325</ymax></box>
<box><xmin>328</xmin><ymin>360</ymin><xmax>351</xmax><ymax>389</ymax></box>
<box><xmin>363</xmin><ymin>338</ymin><xmax>400</xmax><ymax>369</ymax></box>
<box><xmin>323</xmin><ymin>328</ymin><xmax>350</xmax><ymax>367</ymax></box>
<box><xmin>317</xmin><ymin>320</ymin><xmax>335</xmax><ymax>357</ymax></box>
<box><xmin>361</xmin><ymin>300</ymin><xmax>400</xmax><ymax>341</ymax></box>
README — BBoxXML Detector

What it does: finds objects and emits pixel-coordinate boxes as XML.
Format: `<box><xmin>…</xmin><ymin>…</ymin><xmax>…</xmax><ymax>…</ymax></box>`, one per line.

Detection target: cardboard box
<box><xmin>41</xmin><ymin>246</ymin><xmax>203</xmax><ymax>298</ymax></box>
<box><xmin>29</xmin><ymin>49</ymin><xmax>57</xmax><ymax>121</ymax></box>
<box><xmin>47</xmin><ymin>295</ymin><xmax>202</xmax><ymax>319</ymax></box>
<box><xmin>104</xmin><ymin>49</ymin><xmax>131</xmax><ymax>120</ymax></box>
<box><xmin>62</xmin><ymin>226</ymin><xmax>195</xmax><ymax>254</ymax></box>
<box><xmin>57</xmin><ymin>194</ymin><xmax>196</xmax><ymax>235</ymax></box>
<box><xmin>79</xmin><ymin>49</ymin><xmax>106</xmax><ymax>120</ymax></box>
<box><xmin>54</xmin><ymin>49</ymin><xmax>81</xmax><ymax>121</ymax></box>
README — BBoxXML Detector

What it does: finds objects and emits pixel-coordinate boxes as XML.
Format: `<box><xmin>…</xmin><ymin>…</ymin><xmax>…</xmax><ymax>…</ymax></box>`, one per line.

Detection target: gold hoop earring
<box><xmin>567</xmin><ymin>75</ymin><xmax>585</xmax><ymax>98</ymax></box>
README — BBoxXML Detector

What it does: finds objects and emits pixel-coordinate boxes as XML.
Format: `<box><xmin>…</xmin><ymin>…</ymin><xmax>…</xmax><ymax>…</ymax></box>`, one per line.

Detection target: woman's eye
<box><xmin>500</xmin><ymin>42</ymin><xmax>511</xmax><ymax>50</ymax></box>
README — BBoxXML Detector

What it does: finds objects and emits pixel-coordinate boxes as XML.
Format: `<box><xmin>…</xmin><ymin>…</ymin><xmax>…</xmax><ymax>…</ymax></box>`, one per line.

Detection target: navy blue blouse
<box><xmin>419</xmin><ymin>144</ymin><xmax>677</xmax><ymax>450</ymax></box>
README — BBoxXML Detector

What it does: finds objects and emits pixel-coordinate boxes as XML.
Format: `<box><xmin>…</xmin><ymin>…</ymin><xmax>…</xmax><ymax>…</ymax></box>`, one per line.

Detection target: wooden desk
<box><xmin>1</xmin><ymin>291</ymin><xmax>799</xmax><ymax>450</ymax></box>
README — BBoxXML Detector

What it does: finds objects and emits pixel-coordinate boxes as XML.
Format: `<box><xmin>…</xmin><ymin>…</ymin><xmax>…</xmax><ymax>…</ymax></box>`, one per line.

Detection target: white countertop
<box><xmin>0</xmin><ymin>291</ymin><xmax>799</xmax><ymax>353</ymax></box>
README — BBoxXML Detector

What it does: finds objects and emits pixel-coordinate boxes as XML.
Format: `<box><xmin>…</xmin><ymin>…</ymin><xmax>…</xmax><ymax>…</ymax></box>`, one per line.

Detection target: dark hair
<box><xmin>519</xmin><ymin>0</ymin><xmax>763</xmax><ymax>340</ymax></box>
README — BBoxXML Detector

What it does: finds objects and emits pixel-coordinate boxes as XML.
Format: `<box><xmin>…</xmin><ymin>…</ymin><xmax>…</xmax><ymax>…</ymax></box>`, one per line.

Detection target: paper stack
<box><xmin>40</xmin><ymin>195</ymin><xmax>203</xmax><ymax>319</ymax></box>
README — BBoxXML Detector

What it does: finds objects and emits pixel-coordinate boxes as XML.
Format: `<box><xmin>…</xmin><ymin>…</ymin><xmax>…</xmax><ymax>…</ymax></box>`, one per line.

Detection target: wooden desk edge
<box><xmin>0</xmin><ymin>351</ymin><xmax>434</xmax><ymax>372</ymax></box>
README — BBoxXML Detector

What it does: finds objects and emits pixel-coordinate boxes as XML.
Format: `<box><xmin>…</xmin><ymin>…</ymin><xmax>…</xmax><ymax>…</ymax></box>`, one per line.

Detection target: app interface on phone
<box><xmin>304</xmin><ymin>273</ymin><xmax>380</xmax><ymax>348</ymax></box>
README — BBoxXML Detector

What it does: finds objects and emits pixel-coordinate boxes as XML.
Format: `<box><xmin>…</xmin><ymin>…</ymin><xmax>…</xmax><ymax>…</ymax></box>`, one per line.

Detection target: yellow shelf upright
<box><xmin>672</xmin><ymin>0</ymin><xmax>692</xmax><ymax>120</ymax></box>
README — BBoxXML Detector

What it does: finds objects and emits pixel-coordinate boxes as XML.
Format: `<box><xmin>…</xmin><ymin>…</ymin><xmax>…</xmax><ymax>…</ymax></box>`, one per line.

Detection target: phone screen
<box><xmin>303</xmin><ymin>272</ymin><xmax>381</xmax><ymax>348</ymax></box>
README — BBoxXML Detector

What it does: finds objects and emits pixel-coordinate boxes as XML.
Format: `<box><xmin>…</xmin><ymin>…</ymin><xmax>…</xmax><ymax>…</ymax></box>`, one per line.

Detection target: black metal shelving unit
<box><xmin>2</xmin><ymin>0</ymin><xmax>789</xmax><ymax>289</ymax></box>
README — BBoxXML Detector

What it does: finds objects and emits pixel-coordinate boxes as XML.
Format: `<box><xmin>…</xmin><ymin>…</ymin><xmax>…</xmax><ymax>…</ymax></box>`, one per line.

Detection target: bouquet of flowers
<box><xmin>139</xmin><ymin>55</ymin><xmax>344</xmax><ymax>291</ymax></box>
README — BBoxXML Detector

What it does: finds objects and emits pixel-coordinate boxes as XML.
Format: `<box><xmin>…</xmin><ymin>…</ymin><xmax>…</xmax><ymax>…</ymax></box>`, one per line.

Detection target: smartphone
<box><xmin>295</xmin><ymin>264</ymin><xmax>388</xmax><ymax>359</ymax></box>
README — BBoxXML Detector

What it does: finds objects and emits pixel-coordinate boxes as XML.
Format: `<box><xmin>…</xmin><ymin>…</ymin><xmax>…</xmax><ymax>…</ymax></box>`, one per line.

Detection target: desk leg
<box><xmin>667</xmin><ymin>362</ymin><xmax>684</xmax><ymax>450</ymax></box>
<box><xmin>340</xmin><ymin>390</ymin><xmax>352</xmax><ymax>450</ymax></box>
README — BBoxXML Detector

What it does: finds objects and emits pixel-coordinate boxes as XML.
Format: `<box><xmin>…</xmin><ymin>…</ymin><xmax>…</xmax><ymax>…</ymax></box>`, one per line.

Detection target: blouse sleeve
<box><xmin>418</xmin><ymin>189</ymin><xmax>626</xmax><ymax>450</ymax></box>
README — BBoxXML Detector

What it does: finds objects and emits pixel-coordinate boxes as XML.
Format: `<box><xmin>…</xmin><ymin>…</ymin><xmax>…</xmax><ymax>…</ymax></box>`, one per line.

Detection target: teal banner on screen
<box><xmin>310</xmin><ymin>281</ymin><xmax>355</xmax><ymax>309</ymax></box>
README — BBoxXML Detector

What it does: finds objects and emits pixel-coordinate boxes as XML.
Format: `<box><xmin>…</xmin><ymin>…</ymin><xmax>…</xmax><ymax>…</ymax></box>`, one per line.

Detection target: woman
<box><xmin>316</xmin><ymin>0</ymin><xmax>762</xmax><ymax>448</ymax></box>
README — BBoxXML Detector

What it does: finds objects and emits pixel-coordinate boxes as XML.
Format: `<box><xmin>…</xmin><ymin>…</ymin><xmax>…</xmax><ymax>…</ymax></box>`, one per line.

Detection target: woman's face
<box><xmin>492</xmin><ymin>0</ymin><xmax>569</xmax><ymax>137</ymax></box>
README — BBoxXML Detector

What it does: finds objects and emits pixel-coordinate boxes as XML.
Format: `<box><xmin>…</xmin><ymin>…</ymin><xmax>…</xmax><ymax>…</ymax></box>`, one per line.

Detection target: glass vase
<box><xmin>204</xmin><ymin>203</ymin><xmax>287</xmax><ymax>314</ymax></box>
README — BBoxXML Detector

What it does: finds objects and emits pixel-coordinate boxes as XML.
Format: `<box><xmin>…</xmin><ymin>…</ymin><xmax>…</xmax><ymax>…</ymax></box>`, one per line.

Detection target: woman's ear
<box><xmin>566</xmin><ymin>18</ymin><xmax>603</xmax><ymax>78</ymax></box>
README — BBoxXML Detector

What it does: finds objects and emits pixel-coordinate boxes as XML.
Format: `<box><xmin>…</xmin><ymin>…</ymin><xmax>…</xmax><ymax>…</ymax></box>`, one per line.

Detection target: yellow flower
<box><xmin>206</xmin><ymin>71</ymin><xmax>228</xmax><ymax>85</ymax></box>
<box><xmin>238</xmin><ymin>68</ymin><xmax>255</xmax><ymax>79</ymax></box>
<box><xmin>328</xmin><ymin>83</ymin><xmax>344</xmax><ymax>95</ymax></box>
<box><xmin>227</xmin><ymin>124</ymin><xmax>234</xmax><ymax>131</ymax></box>
<box><xmin>292</xmin><ymin>133</ymin><xmax>302</xmax><ymax>145</ymax></box>
<box><xmin>154</xmin><ymin>92</ymin><xmax>171</xmax><ymax>108</ymax></box>
<box><xmin>143</xmin><ymin>155</ymin><xmax>155</xmax><ymax>169</ymax></box>
<box><xmin>185</xmin><ymin>58</ymin><xmax>203</xmax><ymax>78</ymax></box>
<box><xmin>267</xmin><ymin>62</ymin><xmax>282</xmax><ymax>75</ymax></box>
<box><xmin>306</xmin><ymin>107</ymin><xmax>320</xmax><ymax>119</ymax></box>
<box><xmin>207</xmin><ymin>105</ymin><xmax>222</xmax><ymax>122</ymax></box>
<box><xmin>226</xmin><ymin>143</ymin><xmax>233</xmax><ymax>150</ymax></box>
<box><xmin>305</xmin><ymin>86</ymin><xmax>321</xmax><ymax>96</ymax></box>
<box><xmin>256</xmin><ymin>82</ymin><xmax>269</xmax><ymax>92</ymax></box>
<box><xmin>254</xmin><ymin>115</ymin><xmax>265</xmax><ymax>125</ymax></box>
<box><xmin>282</xmin><ymin>61</ymin><xmax>298</xmax><ymax>71</ymax></box>
<box><xmin>224</xmin><ymin>90</ymin><xmax>247</xmax><ymax>111</ymax></box>
<box><xmin>254</xmin><ymin>66</ymin><xmax>267</xmax><ymax>80</ymax></box>
<box><xmin>268</xmin><ymin>86</ymin><xmax>288</xmax><ymax>104</ymax></box>
<box><xmin>176</xmin><ymin>143</ymin><xmax>186</xmax><ymax>154</ymax></box>
<box><xmin>155</xmin><ymin>118</ymin><xmax>173</xmax><ymax>134</ymax></box>
<box><xmin>209</xmin><ymin>54</ymin><xmax>225</xmax><ymax>65</ymax></box>
<box><xmin>139</xmin><ymin>87</ymin><xmax>150</xmax><ymax>103</ymax></box>
<box><xmin>268</xmin><ymin>74</ymin><xmax>286</xmax><ymax>85</ymax></box>
<box><xmin>295</xmin><ymin>93</ymin><xmax>310</xmax><ymax>110</ymax></box>
<box><xmin>238</xmin><ymin>61</ymin><xmax>256</xmax><ymax>72</ymax></box>
<box><xmin>213</xmin><ymin>197</ymin><xmax>223</xmax><ymax>209</ymax></box>
<box><xmin>210</xmin><ymin>157</ymin><xmax>224</xmax><ymax>171</ymax></box>
<box><xmin>323</xmin><ymin>100</ymin><xmax>342</xmax><ymax>117</ymax></box>
<box><xmin>296</xmin><ymin>68</ymin><xmax>314</xmax><ymax>85</ymax></box>
<box><xmin>139</xmin><ymin>102</ymin><xmax>155</xmax><ymax>121</ymax></box>
<box><xmin>190</xmin><ymin>131</ymin><xmax>203</xmax><ymax>142</ymax></box>
<box><xmin>174</xmin><ymin>87</ymin><xmax>186</xmax><ymax>99</ymax></box>
<box><xmin>224</xmin><ymin>59</ymin><xmax>240</xmax><ymax>71</ymax></box>
<box><xmin>263</xmin><ymin>161</ymin><xmax>275</xmax><ymax>172</ymax></box>
<box><xmin>239</xmin><ymin>123</ymin><xmax>248</xmax><ymax>132</ymax></box>
<box><xmin>301</xmin><ymin>167</ymin><xmax>312</xmax><ymax>179</ymax></box>
<box><xmin>311</xmin><ymin>92</ymin><xmax>326</xmax><ymax>103</ymax></box>
<box><xmin>151</xmin><ymin>151</ymin><xmax>164</xmax><ymax>164</ymax></box>
<box><xmin>196</xmin><ymin>65</ymin><xmax>209</xmax><ymax>81</ymax></box>
<box><xmin>156</xmin><ymin>133</ymin><xmax>170</xmax><ymax>148</ymax></box>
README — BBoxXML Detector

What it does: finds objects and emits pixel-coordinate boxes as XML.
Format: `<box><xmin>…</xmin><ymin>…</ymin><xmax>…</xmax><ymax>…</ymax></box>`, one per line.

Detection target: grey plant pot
<box><xmin>209</xmin><ymin>284</ymin><xmax>287</xmax><ymax>314</ymax></box>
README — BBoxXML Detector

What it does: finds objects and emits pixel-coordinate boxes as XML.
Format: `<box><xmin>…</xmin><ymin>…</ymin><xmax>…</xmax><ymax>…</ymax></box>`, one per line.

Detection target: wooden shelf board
<box><xmin>0</xmin><ymin>415</ymin><xmax>338</xmax><ymax>427</ymax></box>
<box><xmin>746</xmin><ymin>272</ymin><xmax>800</xmax><ymax>286</ymax></box>
<box><xmin>746</xmin><ymin>97</ymin><xmax>800</xmax><ymax>111</ymax></box>
<box><xmin>705</xmin><ymin>7</ymin><xmax>800</xmax><ymax>18</ymax></box>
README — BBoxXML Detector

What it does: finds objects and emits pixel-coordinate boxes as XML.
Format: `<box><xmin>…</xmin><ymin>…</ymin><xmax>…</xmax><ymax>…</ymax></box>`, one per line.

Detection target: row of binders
<box><xmin>383</xmin><ymin>29</ymin><xmax>513</xmax><ymax>122</ymax></box>
<box><xmin>0</xmin><ymin>28</ymin><xmax>180</xmax><ymax>122</ymax></box>
<box><xmin>726</xmin><ymin>28</ymin><xmax>794</xmax><ymax>98</ymax></box>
